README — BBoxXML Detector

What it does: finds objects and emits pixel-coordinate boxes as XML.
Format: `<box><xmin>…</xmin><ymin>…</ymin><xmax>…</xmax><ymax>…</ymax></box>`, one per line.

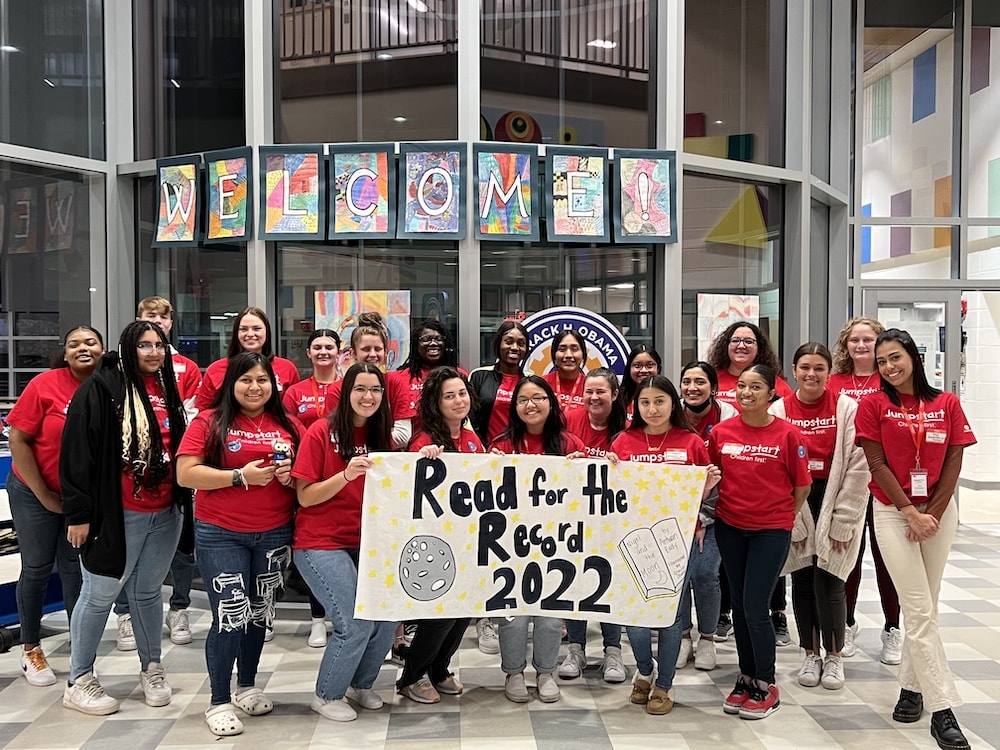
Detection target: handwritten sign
<box><xmin>355</xmin><ymin>453</ymin><xmax>705</xmax><ymax>627</ymax></box>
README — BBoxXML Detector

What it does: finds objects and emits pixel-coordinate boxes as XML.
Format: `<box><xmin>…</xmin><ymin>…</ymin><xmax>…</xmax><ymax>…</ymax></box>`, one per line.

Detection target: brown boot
<box><xmin>646</xmin><ymin>686</ymin><xmax>675</xmax><ymax>715</ymax></box>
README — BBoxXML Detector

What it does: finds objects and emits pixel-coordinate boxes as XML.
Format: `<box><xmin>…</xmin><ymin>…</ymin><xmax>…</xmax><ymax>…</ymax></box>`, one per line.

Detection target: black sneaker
<box><xmin>930</xmin><ymin>709</ymin><xmax>970</xmax><ymax>750</ymax></box>
<box><xmin>892</xmin><ymin>688</ymin><xmax>924</xmax><ymax>723</ymax></box>
<box><xmin>772</xmin><ymin>612</ymin><xmax>791</xmax><ymax>646</ymax></box>
<box><xmin>716</xmin><ymin>613</ymin><xmax>733</xmax><ymax>642</ymax></box>
<box><xmin>390</xmin><ymin>642</ymin><xmax>409</xmax><ymax>666</ymax></box>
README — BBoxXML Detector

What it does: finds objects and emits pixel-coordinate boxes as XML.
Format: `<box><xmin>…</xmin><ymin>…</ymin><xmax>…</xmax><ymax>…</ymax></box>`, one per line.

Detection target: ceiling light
<box><xmin>587</xmin><ymin>39</ymin><xmax>617</xmax><ymax>50</ymax></box>
<box><xmin>483</xmin><ymin>263</ymin><xmax>497</xmax><ymax>267</ymax></box>
<box><xmin>577</xmin><ymin>286</ymin><xmax>601</xmax><ymax>293</ymax></box>
<box><xmin>0</xmin><ymin>45</ymin><xmax>19</xmax><ymax>53</ymax></box>
<box><xmin>444</xmin><ymin>262</ymin><xmax>457</xmax><ymax>266</ymax></box>
<box><xmin>43</xmin><ymin>78</ymin><xmax>55</xmax><ymax>87</ymax></box>
<box><xmin>407</xmin><ymin>0</ymin><xmax>428</xmax><ymax>10</ymax></box>
<box><xmin>170</xmin><ymin>78</ymin><xmax>181</xmax><ymax>88</ymax></box>
<box><xmin>393</xmin><ymin>115</ymin><xmax>407</xmax><ymax>123</ymax></box>
<box><xmin>610</xmin><ymin>282</ymin><xmax>635</xmax><ymax>289</ymax></box>
<box><xmin>491</xmin><ymin>250</ymin><xmax>507</xmax><ymax>255</ymax></box>
<box><xmin>376</xmin><ymin>52</ymin><xmax>393</xmax><ymax>60</ymax></box>
<box><xmin>714</xmin><ymin>119</ymin><xmax>724</xmax><ymax>125</ymax></box>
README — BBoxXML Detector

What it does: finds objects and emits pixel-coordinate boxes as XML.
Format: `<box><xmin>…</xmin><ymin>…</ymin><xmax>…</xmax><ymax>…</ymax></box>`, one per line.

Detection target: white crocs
<box><xmin>205</xmin><ymin>703</ymin><xmax>244</xmax><ymax>736</ymax></box>
<box><xmin>233</xmin><ymin>687</ymin><xmax>273</xmax><ymax>715</ymax></box>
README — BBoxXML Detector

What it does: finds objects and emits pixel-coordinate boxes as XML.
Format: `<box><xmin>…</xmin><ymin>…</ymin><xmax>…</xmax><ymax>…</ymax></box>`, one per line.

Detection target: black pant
<box><xmin>397</xmin><ymin>618</ymin><xmax>470</xmax><ymax>688</ymax></box>
<box><xmin>720</xmin><ymin>569</ymin><xmax>786</xmax><ymax>614</ymax></box>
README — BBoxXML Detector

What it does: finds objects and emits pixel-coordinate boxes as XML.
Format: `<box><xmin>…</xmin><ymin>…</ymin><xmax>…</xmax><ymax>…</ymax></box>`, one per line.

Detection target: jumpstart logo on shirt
<box><xmin>884</xmin><ymin>407</ymin><xmax>947</xmax><ymax>426</ymax></box>
<box><xmin>522</xmin><ymin>306</ymin><xmax>631</xmax><ymax>377</ymax></box>
<box><xmin>785</xmin><ymin>414</ymin><xmax>836</xmax><ymax>433</ymax></box>
<box><xmin>721</xmin><ymin>441</ymin><xmax>783</xmax><ymax>463</ymax></box>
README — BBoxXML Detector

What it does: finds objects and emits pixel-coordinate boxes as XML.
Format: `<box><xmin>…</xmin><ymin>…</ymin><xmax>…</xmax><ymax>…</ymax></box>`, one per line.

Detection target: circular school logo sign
<box><xmin>522</xmin><ymin>306</ymin><xmax>631</xmax><ymax>377</ymax></box>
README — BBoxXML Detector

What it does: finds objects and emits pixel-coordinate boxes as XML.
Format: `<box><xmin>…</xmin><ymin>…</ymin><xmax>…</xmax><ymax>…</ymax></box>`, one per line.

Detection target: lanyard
<box><xmin>311</xmin><ymin>376</ymin><xmax>328</xmax><ymax>418</ymax></box>
<box><xmin>899</xmin><ymin>399</ymin><xmax>926</xmax><ymax>469</ymax></box>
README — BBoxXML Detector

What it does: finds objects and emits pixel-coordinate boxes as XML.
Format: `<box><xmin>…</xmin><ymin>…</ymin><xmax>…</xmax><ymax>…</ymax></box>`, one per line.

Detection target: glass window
<box><xmin>860</xmin><ymin>224</ymin><xmax>955</xmax><ymax>280</ymax></box>
<box><xmin>0</xmin><ymin>159</ymin><xmax>102</xmax><ymax>397</ymax></box>
<box><xmin>684</xmin><ymin>0</ymin><xmax>785</xmax><ymax>167</ymax></box>
<box><xmin>480</xmin><ymin>0</ymin><xmax>652</xmax><ymax>148</ymax></box>
<box><xmin>966</xmin><ymin>226</ymin><xmax>1000</xmax><ymax>281</ymax></box>
<box><xmin>277</xmin><ymin>0</ymin><xmax>457</xmax><ymax>143</ymax></box>
<box><xmin>681</xmin><ymin>173</ymin><xmax>784</xmax><ymax>365</ymax></box>
<box><xmin>812</xmin><ymin>0</ymin><xmax>832</xmax><ymax>183</ymax></box>
<box><xmin>0</xmin><ymin>0</ymin><xmax>104</xmax><ymax>159</ymax></box>
<box><xmin>134</xmin><ymin>0</ymin><xmax>246</xmax><ymax>159</ymax></box>
<box><xmin>136</xmin><ymin>178</ymin><xmax>248</xmax><ymax>366</ymax></box>
<box><xmin>969</xmin><ymin>2</ymin><xmax>1000</xmax><ymax>219</ymax></box>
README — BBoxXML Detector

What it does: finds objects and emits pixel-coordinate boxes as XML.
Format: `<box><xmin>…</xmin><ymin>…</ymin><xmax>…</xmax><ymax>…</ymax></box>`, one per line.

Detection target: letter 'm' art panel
<box><xmin>473</xmin><ymin>143</ymin><xmax>538</xmax><ymax>241</ymax></box>
<box><xmin>259</xmin><ymin>145</ymin><xmax>325</xmax><ymax>241</ymax></box>
<box><xmin>153</xmin><ymin>154</ymin><xmax>202</xmax><ymax>247</ymax></box>
<box><xmin>397</xmin><ymin>142</ymin><xmax>466</xmax><ymax>240</ymax></box>
<box><xmin>545</xmin><ymin>147</ymin><xmax>609</xmax><ymax>242</ymax></box>
<box><xmin>328</xmin><ymin>144</ymin><xmax>396</xmax><ymax>239</ymax></box>
<box><xmin>204</xmin><ymin>147</ymin><xmax>252</xmax><ymax>244</ymax></box>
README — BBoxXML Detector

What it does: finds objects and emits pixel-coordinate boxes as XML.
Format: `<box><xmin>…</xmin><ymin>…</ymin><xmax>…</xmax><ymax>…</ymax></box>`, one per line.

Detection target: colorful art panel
<box><xmin>6</xmin><ymin>185</ymin><xmax>39</xmax><ymax>254</ymax></box>
<box><xmin>328</xmin><ymin>144</ymin><xmax>396</xmax><ymax>239</ymax></box>
<box><xmin>473</xmin><ymin>144</ymin><xmax>538</xmax><ymax>241</ymax></box>
<box><xmin>397</xmin><ymin>143</ymin><xmax>466</xmax><ymax>240</ymax></box>
<box><xmin>205</xmin><ymin>147</ymin><xmax>252</xmax><ymax>244</ymax></box>
<box><xmin>696</xmin><ymin>294</ymin><xmax>760</xmax><ymax>360</ymax></box>
<box><xmin>314</xmin><ymin>290</ymin><xmax>411</xmax><ymax>374</ymax></box>
<box><xmin>613</xmin><ymin>149</ymin><xmax>677</xmax><ymax>244</ymax></box>
<box><xmin>153</xmin><ymin>155</ymin><xmax>201</xmax><ymax>247</ymax></box>
<box><xmin>545</xmin><ymin>146</ymin><xmax>609</xmax><ymax>242</ymax></box>
<box><xmin>43</xmin><ymin>181</ymin><xmax>75</xmax><ymax>252</ymax></box>
<box><xmin>259</xmin><ymin>146</ymin><xmax>325</xmax><ymax>241</ymax></box>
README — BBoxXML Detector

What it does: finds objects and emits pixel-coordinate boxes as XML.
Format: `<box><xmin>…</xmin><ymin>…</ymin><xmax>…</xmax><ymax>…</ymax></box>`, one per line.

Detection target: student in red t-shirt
<box><xmin>61</xmin><ymin>322</ymin><xmax>191</xmax><ymax>716</ymax></box>
<box><xmin>470</xmin><ymin>320</ymin><xmax>529</xmax><ymax>446</ymax></box>
<box><xmin>609</xmin><ymin>375</ymin><xmax>721</xmax><ymax>715</ymax></box>
<box><xmin>6</xmin><ymin>325</ymin><xmax>104</xmax><ymax>687</ymax></box>
<box><xmin>396</xmin><ymin>367</ymin><xmax>484</xmax><ymax>704</ymax></box>
<box><xmin>828</xmin><ymin>317</ymin><xmax>901</xmax><ymax>665</ymax></box>
<box><xmin>488</xmin><ymin>376</ymin><xmax>585</xmax><ymax>705</ymax></box>
<box><xmin>856</xmin><ymin>328</ymin><xmax>976</xmax><ymax>749</ymax></box>
<box><xmin>769</xmin><ymin>343</ymin><xmax>868</xmax><ymax>692</ymax></box>
<box><xmin>176</xmin><ymin>352</ymin><xmax>301</xmax><ymax>737</ymax></box>
<box><xmin>290</xmin><ymin>363</ymin><xmax>397</xmax><ymax>724</ymax></box>
<box><xmin>708</xmin><ymin>364</ymin><xmax>811</xmax><ymax>721</ymax></box>
<box><xmin>617</xmin><ymin>345</ymin><xmax>662</xmax><ymax>422</ymax></box>
<box><xmin>542</xmin><ymin>329</ymin><xmax>588</xmax><ymax>415</ymax></box>
<box><xmin>195</xmin><ymin>307</ymin><xmax>300</xmax><ymax>411</ymax></box>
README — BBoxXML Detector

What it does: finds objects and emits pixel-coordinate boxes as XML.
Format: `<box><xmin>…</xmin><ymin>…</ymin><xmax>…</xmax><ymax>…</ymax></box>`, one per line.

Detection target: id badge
<box><xmin>808</xmin><ymin>458</ymin><xmax>825</xmax><ymax>472</ymax></box>
<box><xmin>910</xmin><ymin>468</ymin><xmax>929</xmax><ymax>497</ymax></box>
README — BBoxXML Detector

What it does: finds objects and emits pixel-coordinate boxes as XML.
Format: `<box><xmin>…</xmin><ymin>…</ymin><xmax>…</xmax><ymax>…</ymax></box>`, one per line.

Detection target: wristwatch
<box><xmin>232</xmin><ymin>469</ymin><xmax>242</xmax><ymax>487</ymax></box>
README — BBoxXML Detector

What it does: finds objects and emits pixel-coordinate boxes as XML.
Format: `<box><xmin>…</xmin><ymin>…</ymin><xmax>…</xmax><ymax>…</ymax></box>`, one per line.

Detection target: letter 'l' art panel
<box><xmin>259</xmin><ymin>145</ymin><xmax>326</xmax><ymax>241</ymax></box>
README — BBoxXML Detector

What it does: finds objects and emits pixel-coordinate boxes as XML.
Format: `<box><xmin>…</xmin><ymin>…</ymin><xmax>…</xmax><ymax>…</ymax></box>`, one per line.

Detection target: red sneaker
<box><xmin>739</xmin><ymin>683</ymin><xmax>780</xmax><ymax>720</ymax></box>
<box><xmin>723</xmin><ymin>676</ymin><xmax>752</xmax><ymax>715</ymax></box>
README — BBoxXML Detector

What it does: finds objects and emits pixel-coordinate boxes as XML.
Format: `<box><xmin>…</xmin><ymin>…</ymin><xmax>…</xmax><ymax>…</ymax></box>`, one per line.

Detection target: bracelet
<box><xmin>896</xmin><ymin>502</ymin><xmax>912</xmax><ymax>510</ymax></box>
<box><xmin>233</xmin><ymin>468</ymin><xmax>248</xmax><ymax>490</ymax></box>
<box><xmin>342</xmin><ymin>470</ymin><xmax>352</xmax><ymax>482</ymax></box>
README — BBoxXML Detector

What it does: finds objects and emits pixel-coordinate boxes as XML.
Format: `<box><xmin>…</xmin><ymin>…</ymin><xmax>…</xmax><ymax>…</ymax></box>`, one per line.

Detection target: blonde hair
<box><xmin>832</xmin><ymin>317</ymin><xmax>885</xmax><ymax>373</ymax></box>
<box><xmin>137</xmin><ymin>296</ymin><xmax>173</xmax><ymax>317</ymax></box>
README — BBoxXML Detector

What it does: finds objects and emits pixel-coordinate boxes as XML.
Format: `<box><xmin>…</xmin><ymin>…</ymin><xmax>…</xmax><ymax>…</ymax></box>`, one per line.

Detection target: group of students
<box><xmin>3</xmin><ymin>305</ymin><xmax>975</xmax><ymax>750</ymax></box>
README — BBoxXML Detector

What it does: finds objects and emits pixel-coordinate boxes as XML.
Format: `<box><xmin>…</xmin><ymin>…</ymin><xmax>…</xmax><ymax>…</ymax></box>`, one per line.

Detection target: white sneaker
<box><xmin>821</xmin><ymin>654</ymin><xmax>845</xmax><ymax>690</ymax></box>
<box><xmin>166</xmin><ymin>609</ymin><xmax>193</xmax><ymax>645</ymax></box>
<box><xmin>602</xmin><ymin>646</ymin><xmax>627</xmax><ymax>683</ymax></box>
<box><xmin>557</xmin><ymin>643</ymin><xmax>586</xmax><ymax>679</ymax></box>
<box><xmin>140</xmin><ymin>661</ymin><xmax>172</xmax><ymax>706</ymax></box>
<box><xmin>63</xmin><ymin>672</ymin><xmax>120</xmax><ymax>715</ymax></box>
<box><xmin>264</xmin><ymin>626</ymin><xmax>274</xmax><ymax>642</ymax></box>
<box><xmin>675</xmin><ymin>638</ymin><xmax>694</xmax><ymax>669</ymax></box>
<box><xmin>476</xmin><ymin>618</ymin><xmax>499</xmax><ymax>655</ymax></box>
<box><xmin>694</xmin><ymin>638</ymin><xmax>717</xmax><ymax>670</ymax></box>
<box><xmin>797</xmin><ymin>653</ymin><xmax>823</xmax><ymax>687</ymax></box>
<box><xmin>504</xmin><ymin>672</ymin><xmax>529</xmax><ymax>703</ymax></box>
<box><xmin>308</xmin><ymin>618</ymin><xmax>327</xmax><ymax>648</ymax></box>
<box><xmin>881</xmin><ymin>627</ymin><xmax>903</xmax><ymax>665</ymax></box>
<box><xmin>842</xmin><ymin>622</ymin><xmax>858</xmax><ymax>658</ymax></box>
<box><xmin>116</xmin><ymin>613</ymin><xmax>137</xmax><ymax>651</ymax></box>
<box><xmin>311</xmin><ymin>695</ymin><xmax>357</xmax><ymax>722</ymax></box>
<box><xmin>346</xmin><ymin>686</ymin><xmax>383</xmax><ymax>710</ymax></box>
<box><xmin>21</xmin><ymin>645</ymin><xmax>56</xmax><ymax>686</ymax></box>
<box><xmin>537</xmin><ymin>672</ymin><xmax>561</xmax><ymax>703</ymax></box>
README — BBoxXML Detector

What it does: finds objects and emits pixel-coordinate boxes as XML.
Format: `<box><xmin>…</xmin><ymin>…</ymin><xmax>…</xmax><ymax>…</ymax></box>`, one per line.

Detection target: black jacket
<box><xmin>468</xmin><ymin>364</ymin><xmax>527</xmax><ymax>444</ymax></box>
<box><xmin>60</xmin><ymin>353</ymin><xmax>193</xmax><ymax>578</ymax></box>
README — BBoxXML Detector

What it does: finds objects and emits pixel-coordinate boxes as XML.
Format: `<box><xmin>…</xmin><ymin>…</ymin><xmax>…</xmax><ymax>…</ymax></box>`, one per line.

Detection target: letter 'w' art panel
<box><xmin>153</xmin><ymin>155</ymin><xmax>202</xmax><ymax>247</ymax></box>
<box><xmin>328</xmin><ymin>144</ymin><xmax>396</xmax><ymax>239</ymax></box>
<box><xmin>474</xmin><ymin>144</ymin><xmax>539</xmax><ymax>241</ymax></box>
<box><xmin>397</xmin><ymin>142</ymin><xmax>466</xmax><ymax>240</ymax></box>
<box><xmin>259</xmin><ymin>146</ymin><xmax>325</xmax><ymax>241</ymax></box>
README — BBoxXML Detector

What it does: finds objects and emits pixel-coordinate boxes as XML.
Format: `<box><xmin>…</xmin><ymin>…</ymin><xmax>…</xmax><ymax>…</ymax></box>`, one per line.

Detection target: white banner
<box><xmin>356</xmin><ymin>452</ymin><xmax>706</xmax><ymax>628</ymax></box>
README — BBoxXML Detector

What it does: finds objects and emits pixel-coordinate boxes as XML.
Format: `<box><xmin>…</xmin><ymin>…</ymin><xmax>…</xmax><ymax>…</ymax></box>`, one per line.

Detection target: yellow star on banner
<box><xmin>620</xmin><ymin>583</ymin><xmax>629</xmax><ymax>592</ymax></box>
<box><xmin>408</xmin><ymin>525</ymin><xmax>416</xmax><ymax>533</ymax></box>
<box><xmin>479</xmin><ymin>578</ymin><xmax>487</xmax><ymax>588</ymax></box>
<box><xmin>369</xmin><ymin>549</ymin><xmax>377</xmax><ymax>557</ymax></box>
<box><xmin>567</xmin><ymin>500</ymin><xmax>579</xmax><ymax>513</ymax></box>
<box><xmin>459</xmin><ymin>591</ymin><xmax>467</xmax><ymax>600</ymax></box>
<box><xmin>622</xmin><ymin>520</ymin><xmax>631</xmax><ymax>528</ymax></box>
<box><xmin>380</xmin><ymin>602</ymin><xmax>387</xmax><ymax>610</ymax></box>
<box><xmin>357</xmin><ymin>603</ymin><xmax>364</xmax><ymax>613</ymax></box>
<box><xmin>657</xmin><ymin>477</ymin><xmax>667</xmax><ymax>488</ymax></box>
<box><xmin>639</xmin><ymin>506</ymin><xmax>649</xmax><ymax>516</ymax></box>
<box><xmin>679</xmin><ymin>501</ymin><xmax>691</xmax><ymax>513</ymax></box>
<box><xmin>602</xmin><ymin>522</ymin><xmax>612</xmax><ymax>533</ymax></box>
<box><xmin>465</xmin><ymin>543</ymin><xmax>473</xmax><ymax>552</ymax></box>
<box><xmin>381</xmin><ymin>477</ymin><xmax>392</xmax><ymax>488</ymax></box>
<box><xmin>532</xmin><ymin>552</ymin><xmax>542</xmax><ymax>561</ymax></box>
<box><xmin>669</xmin><ymin>489</ymin><xmax>678</xmax><ymax>499</ymax></box>
<box><xmin>436</xmin><ymin>603</ymin><xmax>445</xmax><ymax>614</ymax></box>
<box><xmin>688</xmin><ymin>485</ymin><xmax>700</xmax><ymax>498</ymax></box>
<box><xmin>671</xmin><ymin>471</ymin><xmax>682</xmax><ymax>483</ymax></box>
<box><xmin>368</xmin><ymin>505</ymin><xmax>379</xmax><ymax>515</ymax></box>
<box><xmin>628</xmin><ymin>596</ymin><xmax>636</xmax><ymax>605</ymax></box>
<box><xmin>390</xmin><ymin>518</ymin><xmax>398</xmax><ymax>527</ymax></box>
<box><xmin>546</xmin><ymin>521</ymin><xmax>555</xmax><ymax>532</ymax></box>
<box><xmin>658</xmin><ymin>505</ymin><xmax>670</xmax><ymax>517</ymax></box>
<box><xmin>459</xmin><ymin>563</ymin><xmax>467</xmax><ymax>572</ymax></box>
<box><xmin>368</xmin><ymin>569</ymin><xmax>377</xmax><ymax>578</ymax></box>
<box><xmin>490</xmin><ymin>459</ymin><xmax>499</xmax><ymax>470</ymax></box>
<box><xmin>585</xmin><ymin>526</ymin><xmax>593</xmax><ymax>540</ymax></box>
<box><xmin>636</xmin><ymin>478</ymin><xmax>650</xmax><ymax>491</ymax></box>
<box><xmin>622</xmin><ymin>469</ymin><xmax>632</xmax><ymax>479</ymax></box>
<box><xmin>391</xmin><ymin>542</ymin><xmax>398</xmax><ymax>551</ymax></box>
<box><xmin>405</xmin><ymin>601</ymin><xmax>413</xmax><ymax>609</ymax></box>
<box><xmin>402</xmin><ymin>462</ymin><xmax>410</xmax><ymax>472</ymax></box>
<box><xmin>552</xmin><ymin>473</ymin><xmax>559</xmax><ymax>483</ymax></box>
<box><xmin>653</xmin><ymin>493</ymin><xmax>663</xmax><ymax>503</ymax></box>
<box><xmin>511</xmin><ymin>513</ymin><xmax>520</xmax><ymax>523</ymax></box>
<box><xmin>383</xmin><ymin>559</ymin><xmax>391</xmax><ymax>568</ymax></box>
<box><xmin>444</xmin><ymin>521</ymin><xmax>453</xmax><ymax>532</ymax></box>
<box><xmin>605</xmin><ymin>542</ymin><xmax>615</xmax><ymax>552</ymax></box>
<box><xmin>373</xmin><ymin>456</ymin><xmax>384</xmax><ymax>466</ymax></box>
<box><xmin>468</xmin><ymin>522</ymin><xmax>477</xmax><ymax>534</ymax></box>
<box><xmin>463</xmin><ymin>459</ymin><xmax>470</xmax><ymax>467</ymax></box>
<box><xmin>474</xmin><ymin>471</ymin><xmax>482</xmax><ymax>481</ymax></box>
<box><xmin>695</xmin><ymin>469</ymin><xmax>707</xmax><ymax>482</ymax></box>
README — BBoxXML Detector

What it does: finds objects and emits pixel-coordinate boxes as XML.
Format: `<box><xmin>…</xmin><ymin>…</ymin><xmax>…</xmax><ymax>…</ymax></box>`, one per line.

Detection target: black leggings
<box><xmin>720</xmin><ymin>570</ymin><xmax>786</xmax><ymax>614</ymax></box>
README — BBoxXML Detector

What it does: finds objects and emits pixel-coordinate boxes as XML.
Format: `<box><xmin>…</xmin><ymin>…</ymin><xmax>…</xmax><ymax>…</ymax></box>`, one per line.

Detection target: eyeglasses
<box><xmin>351</xmin><ymin>385</ymin><xmax>384</xmax><ymax>396</ymax></box>
<box><xmin>631</xmin><ymin>362</ymin><xmax>658</xmax><ymax>371</ymax></box>
<box><xmin>418</xmin><ymin>336</ymin><xmax>445</xmax><ymax>345</ymax></box>
<box><xmin>729</xmin><ymin>337</ymin><xmax>758</xmax><ymax>347</ymax></box>
<box><xmin>136</xmin><ymin>342</ymin><xmax>166</xmax><ymax>353</ymax></box>
<box><xmin>516</xmin><ymin>395</ymin><xmax>549</xmax><ymax>406</ymax></box>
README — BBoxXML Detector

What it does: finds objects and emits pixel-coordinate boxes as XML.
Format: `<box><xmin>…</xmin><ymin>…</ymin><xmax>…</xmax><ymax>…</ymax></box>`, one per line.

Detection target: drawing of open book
<box><xmin>619</xmin><ymin>518</ymin><xmax>689</xmax><ymax>600</ymax></box>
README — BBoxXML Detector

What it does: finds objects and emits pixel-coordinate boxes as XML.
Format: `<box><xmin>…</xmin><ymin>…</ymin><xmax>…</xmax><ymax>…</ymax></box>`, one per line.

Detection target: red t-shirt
<box><xmin>565</xmin><ymin>409</ymin><xmax>615</xmax><ymax>458</ymax></box>
<box><xmin>543</xmin><ymin>371</ymin><xmax>586</xmax><ymax>414</ymax></box>
<box><xmin>291</xmin><ymin>422</ymin><xmax>374</xmax><ymax>551</ymax></box>
<box><xmin>685</xmin><ymin>402</ymin><xmax>732</xmax><ymax>445</ymax></box>
<box><xmin>776</xmin><ymin>390</ymin><xmax>839</xmax><ymax>479</ymax></box>
<box><xmin>708</xmin><ymin>417</ymin><xmax>812</xmax><ymax>531</ymax></box>
<box><xmin>610</xmin><ymin>427</ymin><xmax>709</xmax><ymax>466</ymax></box>
<box><xmin>170</xmin><ymin>351</ymin><xmax>202</xmax><ymax>403</ymax></box>
<box><xmin>325</xmin><ymin>375</ymin><xmax>408</xmax><ymax>422</ymax></box>
<box><xmin>827</xmin><ymin>372</ymin><xmax>880</xmax><ymax>403</ymax></box>
<box><xmin>489</xmin><ymin>431</ymin><xmax>586</xmax><ymax>456</ymax></box>
<box><xmin>410</xmin><ymin>427</ymin><xmax>485</xmax><ymax>454</ymax></box>
<box><xmin>282</xmin><ymin>376</ymin><xmax>339</xmax><ymax>429</ymax></box>
<box><xmin>387</xmin><ymin>367</ymin><xmax>469</xmax><ymax>432</ymax></box>
<box><xmin>487</xmin><ymin>373</ymin><xmax>521</xmax><ymax>444</ymax></box>
<box><xmin>178</xmin><ymin>408</ymin><xmax>299</xmax><ymax>532</ymax></box>
<box><xmin>121</xmin><ymin>375</ymin><xmax>174</xmax><ymax>513</ymax></box>
<box><xmin>5</xmin><ymin>367</ymin><xmax>85</xmax><ymax>493</ymax></box>
<box><xmin>855</xmin><ymin>391</ymin><xmax>976</xmax><ymax>505</ymax></box>
<box><xmin>195</xmin><ymin>356</ymin><xmax>300</xmax><ymax>411</ymax></box>
<box><xmin>715</xmin><ymin>370</ymin><xmax>794</xmax><ymax>410</ymax></box>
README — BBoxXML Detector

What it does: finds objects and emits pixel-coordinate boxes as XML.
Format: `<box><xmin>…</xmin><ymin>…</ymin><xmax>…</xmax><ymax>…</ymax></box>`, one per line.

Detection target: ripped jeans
<box><xmin>195</xmin><ymin>519</ymin><xmax>293</xmax><ymax>706</ymax></box>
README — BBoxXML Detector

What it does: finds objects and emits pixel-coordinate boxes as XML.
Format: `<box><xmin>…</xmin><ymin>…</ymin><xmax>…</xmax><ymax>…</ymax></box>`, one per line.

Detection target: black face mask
<box><xmin>684</xmin><ymin>397</ymin><xmax>713</xmax><ymax>414</ymax></box>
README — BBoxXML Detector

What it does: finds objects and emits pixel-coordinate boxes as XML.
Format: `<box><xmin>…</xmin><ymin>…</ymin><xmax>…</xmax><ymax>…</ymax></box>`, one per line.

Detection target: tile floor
<box><xmin>2</xmin><ymin>524</ymin><xmax>1000</xmax><ymax>750</ymax></box>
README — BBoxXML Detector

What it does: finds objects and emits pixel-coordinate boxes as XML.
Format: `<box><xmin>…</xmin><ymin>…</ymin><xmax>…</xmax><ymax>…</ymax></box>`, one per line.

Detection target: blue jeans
<box><xmin>678</xmin><ymin>524</ymin><xmax>722</xmax><ymax>636</ymax></box>
<box><xmin>195</xmin><ymin>520</ymin><xmax>292</xmax><ymax>706</ymax></box>
<box><xmin>113</xmin><ymin>548</ymin><xmax>195</xmax><ymax>615</ymax></box>
<box><xmin>497</xmin><ymin>616</ymin><xmax>562</xmax><ymax>675</ymax></box>
<box><xmin>6</xmin><ymin>471</ymin><xmax>82</xmax><ymax>645</ymax></box>
<box><xmin>715</xmin><ymin>517</ymin><xmax>790</xmax><ymax>685</ymax></box>
<box><xmin>295</xmin><ymin>548</ymin><xmax>397</xmax><ymax>701</ymax></box>
<box><xmin>69</xmin><ymin>506</ymin><xmax>182</xmax><ymax>680</ymax></box>
<box><xmin>564</xmin><ymin>619</ymin><xmax>622</xmax><ymax>650</ymax></box>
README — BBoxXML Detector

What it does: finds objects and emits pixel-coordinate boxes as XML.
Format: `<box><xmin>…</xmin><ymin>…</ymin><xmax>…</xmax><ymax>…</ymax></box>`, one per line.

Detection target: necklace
<box><xmin>645</xmin><ymin>429</ymin><xmax>668</xmax><ymax>453</ymax></box>
<box><xmin>246</xmin><ymin>412</ymin><xmax>267</xmax><ymax>435</ymax></box>
<box><xmin>852</xmin><ymin>371</ymin><xmax>876</xmax><ymax>393</ymax></box>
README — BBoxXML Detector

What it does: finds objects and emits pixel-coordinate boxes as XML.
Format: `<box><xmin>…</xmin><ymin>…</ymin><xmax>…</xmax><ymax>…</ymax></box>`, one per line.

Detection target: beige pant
<box><xmin>873</xmin><ymin>499</ymin><xmax>961</xmax><ymax>712</ymax></box>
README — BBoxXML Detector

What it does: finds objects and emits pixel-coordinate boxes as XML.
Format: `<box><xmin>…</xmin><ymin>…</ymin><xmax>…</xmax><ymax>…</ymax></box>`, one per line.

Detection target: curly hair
<box><xmin>350</xmin><ymin>311</ymin><xmax>389</xmax><ymax>351</ymax></box>
<box><xmin>705</xmin><ymin>321</ymin><xmax>783</xmax><ymax>377</ymax></box>
<box><xmin>398</xmin><ymin>319</ymin><xmax>459</xmax><ymax>378</ymax></box>
<box><xmin>831</xmin><ymin>317</ymin><xmax>884</xmax><ymax>374</ymax></box>
<box><xmin>417</xmin><ymin>366</ymin><xmax>478</xmax><ymax>451</ymax></box>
